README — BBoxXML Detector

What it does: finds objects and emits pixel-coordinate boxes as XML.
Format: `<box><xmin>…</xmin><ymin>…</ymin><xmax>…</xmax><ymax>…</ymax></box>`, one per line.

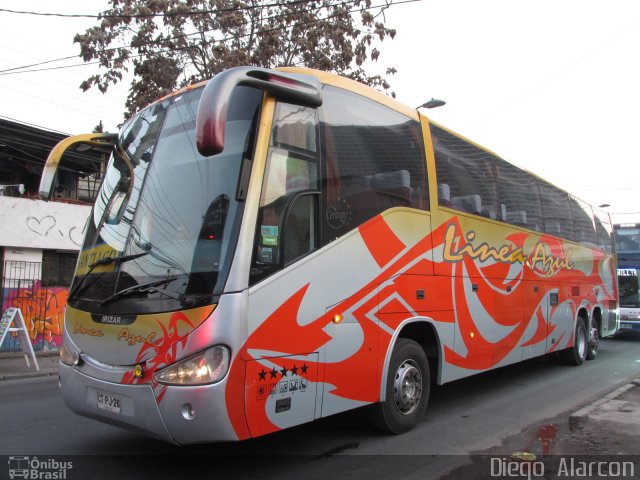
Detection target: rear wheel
<box><xmin>368</xmin><ymin>338</ymin><xmax>430</xmax><ymax>434</ymax></box>
<box><xmin>586</xmin><ymin>317</ymin><xmax>599</xmax><ymax>360</ymax></box>
<box><xmin>560</xmin><ymin>318</ymin><xmax>588</xmax><ymax>365</ymax></box>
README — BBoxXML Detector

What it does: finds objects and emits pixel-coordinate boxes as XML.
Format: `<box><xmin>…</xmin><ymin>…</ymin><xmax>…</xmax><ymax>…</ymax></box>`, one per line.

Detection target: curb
<box><xmin>0</xmin><ymin>371</ymin><xmax>58</xmax><ymax>381</ymax></box>
<box><xmin>0</xmin><ymin>350</ymin><xmax>59</xmax><ymax>359</ymax></box>
<box><xmin>569</xmin><ymin>378</ymin><xmax>640</xmax><ymax>427</ymax></box>
<box><xmin>570</xmin><ymin>383</ymin><xmax>635</xmax><ymax>419</ymax></box>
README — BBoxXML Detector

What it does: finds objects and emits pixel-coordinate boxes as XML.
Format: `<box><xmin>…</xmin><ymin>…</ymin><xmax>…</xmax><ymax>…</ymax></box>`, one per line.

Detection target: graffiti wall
<box><xmin>1</xmin><ymin>281</ymin><xmax>68</xmax><ymax>352</ymax></box>
<box><xmin>0</xmin><ymin>196</ymin><xmax>87</xmax><ymax>351</ymax></box>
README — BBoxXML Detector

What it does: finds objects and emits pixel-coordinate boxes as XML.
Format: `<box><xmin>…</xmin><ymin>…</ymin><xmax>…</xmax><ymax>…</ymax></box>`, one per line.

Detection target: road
<box><xmin>1</xmin><ymin>335</ymin><xmax>639</xmax><ymax>480</ymax></box>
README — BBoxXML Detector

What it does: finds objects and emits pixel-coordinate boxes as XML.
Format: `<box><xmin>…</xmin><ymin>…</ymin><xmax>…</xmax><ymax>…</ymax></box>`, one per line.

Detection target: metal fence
<box><xmin>1</xmin><ymin>260</ymin><xmax>73</xmax><ymax>352</ymax></box>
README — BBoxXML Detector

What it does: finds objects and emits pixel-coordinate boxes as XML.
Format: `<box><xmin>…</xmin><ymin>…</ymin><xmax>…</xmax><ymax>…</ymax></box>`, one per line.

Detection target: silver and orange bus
<box><xmin>39</xmin><ymin>67</ymin><xmax>618</xmax><ymax>444</ymax></box>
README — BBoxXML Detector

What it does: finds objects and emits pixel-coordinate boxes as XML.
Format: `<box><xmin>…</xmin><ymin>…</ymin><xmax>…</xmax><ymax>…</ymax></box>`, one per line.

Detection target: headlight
<box><xmin>154</xmin><ymin>345</ymin><xmax>230</xmax><ymax>386</ymax></box>
<box><xmin>60</xmin><ymin>343</ymin><xmax>80</xmax><ymax>366</ymax></box>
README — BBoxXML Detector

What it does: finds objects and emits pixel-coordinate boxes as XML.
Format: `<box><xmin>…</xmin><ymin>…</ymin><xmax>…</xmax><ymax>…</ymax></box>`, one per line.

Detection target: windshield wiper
<box><xmin>68</xmin><ymin>252</ymin><xmax>149</xmax><ymax>301</ymax></box>
<box><xmin>98</xmin><ymin>274</ymin><xmax>188</xmax><ymax>307</ymax></box>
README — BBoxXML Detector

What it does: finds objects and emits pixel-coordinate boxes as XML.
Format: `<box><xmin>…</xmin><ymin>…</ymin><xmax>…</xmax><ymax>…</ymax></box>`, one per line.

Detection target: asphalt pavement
<box><xmin>1</xmin><ymin>349</ymin><xmax>639</xmax><ymax>459</ymax></box>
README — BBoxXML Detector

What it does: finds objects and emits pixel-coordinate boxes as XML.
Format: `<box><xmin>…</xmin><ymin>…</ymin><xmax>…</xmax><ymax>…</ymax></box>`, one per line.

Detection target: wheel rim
<box><xmin>393</xmin><ymin>359</ymin><xmax>422</xmax><ymax>415</ymax></box>
<box><xmin>590</xmin><ymin>321</ymin><xmax>599</xmax><ymax>352</ymax></box>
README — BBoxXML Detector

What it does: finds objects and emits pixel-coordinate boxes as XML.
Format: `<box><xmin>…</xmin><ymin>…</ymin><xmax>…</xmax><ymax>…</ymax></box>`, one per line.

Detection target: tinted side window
<box><xmin>320</xmin><ymin>86</ymin><xmax>427</xmax><ymax>245</ymax></box>
<box><xmin>595</xmin><ymin>210</ymin><xmax>613</xmax><ymax>252</ymax></box>
<box><xmin>538</xmin><ymin>181</ymin><xmax>573</xmax><ymax>239</ymax></box>
<box><xmin>493</xmin><ymin>157</ymin><xmax>542</xmax><ymax>229</ymax></box>
<box><xmin>431</xmin><ymin>124</ymin><xmax>499</xmax><ymax>219</ymax></box>
<box><xmin>570</xmin><ymin>197</ymin><xmax>596</xmax><ymax>245</ymax></box>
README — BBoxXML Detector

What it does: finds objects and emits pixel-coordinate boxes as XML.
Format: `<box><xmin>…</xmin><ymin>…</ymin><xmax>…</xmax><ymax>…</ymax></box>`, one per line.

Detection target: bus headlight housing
<box><xmin>154</xmin><ymin>346</ymin><xmax>230</xmax><ymax>386</ymax></box>
<box><xmin>60</xmin><ymin>342</ymin><xmax>81</xmax><ymax>366</ymax></box>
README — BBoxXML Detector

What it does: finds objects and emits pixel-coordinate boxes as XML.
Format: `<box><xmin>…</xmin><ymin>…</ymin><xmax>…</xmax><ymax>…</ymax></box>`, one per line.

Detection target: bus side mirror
<box><xmin>39</xmin><ymin>133</ymin><xmax>117</xmax><ymax>201</ymax></box>
<box><xmin>196</xmin><ymin>67</ymin><xmax>322</xmax><ymax>157</ymax></box>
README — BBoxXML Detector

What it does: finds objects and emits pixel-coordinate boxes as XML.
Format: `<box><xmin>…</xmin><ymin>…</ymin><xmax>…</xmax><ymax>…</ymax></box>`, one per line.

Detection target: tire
<box><xmin>368</xmin><ymin>338</ymin><xmax>430</xmax><ymax>434</ymax></box>
<box><xmin>586</xmin><ymin>317</ymin><xmax>599</xmax><ymax>360</ymax></box>
<box><xmin>560</xmin><ymin>318</ymin><xmax>588</xmax><ymax>366</ymax></box>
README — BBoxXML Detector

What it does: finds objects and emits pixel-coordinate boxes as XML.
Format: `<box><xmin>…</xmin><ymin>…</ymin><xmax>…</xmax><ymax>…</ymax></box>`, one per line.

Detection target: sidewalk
<box><xmin>442</xmin><ymin>379</ymin><xmax>640</xmax><ymax>479</ymax></box>
<box><xmin>0</xmin><ymin>350</ymin><xmax>59</xmax><ymax>380</ymax></box>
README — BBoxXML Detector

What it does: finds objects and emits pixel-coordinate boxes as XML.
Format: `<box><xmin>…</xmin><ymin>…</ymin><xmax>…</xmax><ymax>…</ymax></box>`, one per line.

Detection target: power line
<box><xmin>0</xmin><ymin>54</ymin><xmax>79</xmax><ymax>74</ymax></box>
<box><xmin>0</xmin><ymin>114</ymin><xmax>70</xmax><ymax>135</ymax></box>
<box><xmin>0</xmin><ymin>1</ymin><xmax>344</xmax><ymax>19</ymax></box>
<box><xmin>0</xmin><ymin>59</ymin><xmax>102</xmax><ymax>75</ymax></box>
<box><xmin>0</xmin><ymin>0</ymin><xmax>412</xmax><ymax>77</ymax></box>
<box><xmin>0</xmin><ymin>0</ymin><xmax>367</xmax><ymax>75</ymax></box>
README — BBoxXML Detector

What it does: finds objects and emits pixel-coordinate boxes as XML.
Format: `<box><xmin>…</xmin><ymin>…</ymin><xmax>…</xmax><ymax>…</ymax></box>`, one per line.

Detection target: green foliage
<box><xmin>75</xmin><ymin>0</ymin><xmax>398</xmax><ymax>118</ymax></box>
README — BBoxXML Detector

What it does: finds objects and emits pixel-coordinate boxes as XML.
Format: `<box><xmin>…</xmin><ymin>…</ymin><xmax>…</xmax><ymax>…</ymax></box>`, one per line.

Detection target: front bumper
<box><xmin>618</xmin><ymin>321</ymin><xmax>640</xmax><ymax>333</ymax></box>
<box><xmin>59</xmin><ymin>362</ymin><xmax>240</xmax><ymax>444</ymax></box>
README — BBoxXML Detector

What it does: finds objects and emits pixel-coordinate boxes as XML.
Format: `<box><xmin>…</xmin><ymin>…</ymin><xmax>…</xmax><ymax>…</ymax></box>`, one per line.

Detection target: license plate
<box><xmin>620</xmin><ymin>323</ymin><xmax>633</xmax><ymax>330</ymax></box>
<box><xmin>97</xmin><ymin>391</ymin><xmax>121</xmax><ymax>414</ymax></box>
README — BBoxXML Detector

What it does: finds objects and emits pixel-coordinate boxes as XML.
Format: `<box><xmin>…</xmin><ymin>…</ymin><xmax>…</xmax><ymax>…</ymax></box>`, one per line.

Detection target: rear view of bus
<box><xmin>40</xmin><ymin>66</ymin><xmax>617</xmax><ymax>445</ymax></box>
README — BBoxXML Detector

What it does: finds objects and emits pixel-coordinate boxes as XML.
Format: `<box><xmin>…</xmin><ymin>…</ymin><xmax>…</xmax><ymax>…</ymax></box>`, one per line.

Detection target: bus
<box><xmin>614</xmin><ymin>223</ymin><xmax>640</xmax><ymax>332</ymax></box>
<box><xmin>39</xmin><ymin>66</ymin><xmax>618</xmax><ymax>444</ymax></box>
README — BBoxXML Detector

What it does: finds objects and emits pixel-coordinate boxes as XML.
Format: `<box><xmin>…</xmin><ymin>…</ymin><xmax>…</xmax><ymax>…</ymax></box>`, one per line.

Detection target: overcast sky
<box><xmin>1</xmin><ymin>0</ymin><xmax>639</xmax><ymax>224</ymax></box>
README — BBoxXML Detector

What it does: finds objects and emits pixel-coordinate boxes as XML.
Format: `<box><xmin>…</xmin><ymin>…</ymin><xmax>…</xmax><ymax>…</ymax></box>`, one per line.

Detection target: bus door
<box><xmin>244</xmin><ymin>101</ymin><xmax>323</xmax><ymax>437</ymax></box>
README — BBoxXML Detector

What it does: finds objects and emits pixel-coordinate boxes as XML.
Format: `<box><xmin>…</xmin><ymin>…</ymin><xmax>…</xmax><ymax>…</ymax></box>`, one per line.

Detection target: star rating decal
<box><xmin>258</xmin><ymin>363</ymin><xmax>309</xmax><ymax>381</ymax></box>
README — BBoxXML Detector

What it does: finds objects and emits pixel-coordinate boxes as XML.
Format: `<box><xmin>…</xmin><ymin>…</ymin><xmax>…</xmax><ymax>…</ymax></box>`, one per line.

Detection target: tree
<box><xmin>92</xmin><ymin>120</ymin><xmax>104</xmax><ymax>133</ymax></box>
<box><xmin>75</xmin><ymin>0</ymin><xmax>398</xmax><ymax>118</ymax></box>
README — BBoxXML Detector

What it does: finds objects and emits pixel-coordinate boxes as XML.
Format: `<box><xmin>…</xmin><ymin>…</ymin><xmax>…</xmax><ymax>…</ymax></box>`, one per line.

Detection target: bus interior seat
<box><xmin>368</xmin><ymin>170</ymin><xmax>410</xmax><ymax>195</ymax></box>
<box><xmin>438</xmin><ymin>183</ymin><xmax>451</xmax><ymax>205</ymax></box>
<box><xmin>544</xmin><ymin>221</ymin><xmax>562</xmax><ymax>235</ymax></box>
<box><xmin>451</xmin><ymin>194</ymin><xmax>481</xmax><ymax>215</ymax></box>
<box><xmin>575</xmin><ymin>230</ymin><xmax>596</xmax><ymax>245</ymax></box>
<box><xmin>367</xmin><ymin>170</ymin><xmax>411</xmax><ymax>209</ymax></box>
<box><xmin>338</xmin><ymin>170</ymin><xmax>411</xmax><ymax>214</ymax></box>
<box><xmin>481</xmin><ymin>206</ymin><xmax>497</xmax><ymax>220</ymax></box>
<box><xmin>506</xmin><ymin>210</ymin><xmax>527</xmax><ymax>227</ymax></box>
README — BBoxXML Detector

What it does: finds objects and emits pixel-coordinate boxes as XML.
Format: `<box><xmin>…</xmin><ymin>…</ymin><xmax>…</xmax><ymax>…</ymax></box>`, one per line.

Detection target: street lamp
<box><xmin>417</xmin><ymin>98</ymin><xmax>446</xmax><ymax>109</ymax></box>
<box><xmin>0</xmin><ymin>184</ymin><xmax>25</xmax><ymax>196</ymax></box>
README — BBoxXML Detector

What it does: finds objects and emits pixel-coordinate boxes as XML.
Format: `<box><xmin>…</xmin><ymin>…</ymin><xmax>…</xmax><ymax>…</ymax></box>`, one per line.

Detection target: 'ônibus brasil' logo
<box><xmin>442</xmin><ymin>223</ymin><xmax>574</xmax><ymax>277</ymax></box>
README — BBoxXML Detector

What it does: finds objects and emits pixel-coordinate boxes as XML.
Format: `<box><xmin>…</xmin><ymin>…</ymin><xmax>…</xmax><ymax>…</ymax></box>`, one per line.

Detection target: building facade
<box><xmin>0</xmin><ymin>117</ymin><xmax>105</xmax><ymax>351</ymax></box>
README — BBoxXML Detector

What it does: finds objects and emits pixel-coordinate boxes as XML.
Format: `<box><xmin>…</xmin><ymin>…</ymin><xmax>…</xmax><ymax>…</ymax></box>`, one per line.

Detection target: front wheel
<box><xmin>368</xmin><ymin>338</ymin><xmax>430</xmax><ymax>434</ymax></box>
<box><xmin>560</xmin><ymin>319</ymin><xmax>588</xmax><ymax>366</ymax></box>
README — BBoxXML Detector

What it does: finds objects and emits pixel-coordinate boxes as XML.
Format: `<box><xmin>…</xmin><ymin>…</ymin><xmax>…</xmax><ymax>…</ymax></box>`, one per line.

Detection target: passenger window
<box><xmin>320</xmin><ymin>86</ymin><xmax>427</xmax><ymax>245</ymax></box>
<box><xmin>249</xmin><ymin>104</ymin><xmax>319</xmax><ymax>285</ymax></box>
<box><xmin>431</xmin><ymin>124</ymin><xmax>499</xmax><ymax>219</ymax></box>
<box><xmin>570</xmin><ymin>197</ymin><xmax>596</xmax><ymax>245</ymax></box>
<box><xmin>594</xmin><ymin>209</ymin><xmax>613</xmax><ymax>252</ymax></box>
<box><xmin>493</xmin><ymin>157</ymin><xmax>542</xmax><ymax>229</ymax></box>
<box><xmin>538</xmin><ymin>181</ymin><xmax>574</xmax><ymax>239</ymax></box>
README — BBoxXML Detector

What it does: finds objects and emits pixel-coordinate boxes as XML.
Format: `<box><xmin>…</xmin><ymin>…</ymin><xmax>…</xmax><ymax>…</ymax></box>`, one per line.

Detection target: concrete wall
<box><xmin>0</xmin><ymin>197</ymin><xmax>90</xmax><ymax>250</ymax></box>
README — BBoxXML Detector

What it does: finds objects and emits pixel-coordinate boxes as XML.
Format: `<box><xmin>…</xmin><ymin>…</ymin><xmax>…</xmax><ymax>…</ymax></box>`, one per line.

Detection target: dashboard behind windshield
<box><xmin>70</xmin><ymin>85</ymin><xmax>262</xmax><ymax>314</ymax></box>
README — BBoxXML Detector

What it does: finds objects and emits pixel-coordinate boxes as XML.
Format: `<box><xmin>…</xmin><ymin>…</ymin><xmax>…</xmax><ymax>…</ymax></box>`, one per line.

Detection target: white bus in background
<box><xmin>615</xmin><ymin>224</ymin><xmax>640</xmax><ymax>333</ymax></box>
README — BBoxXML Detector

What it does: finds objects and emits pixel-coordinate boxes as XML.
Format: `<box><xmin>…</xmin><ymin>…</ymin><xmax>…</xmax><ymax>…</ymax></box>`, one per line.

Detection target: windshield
<box><xmin>619</xmin><ymin>267</ymin><xmax>640</xmax><ymax>308</ymax></box>
<box><xmin>69</xmin><ymin>85</ymin><xmax>262</xmax><ymax>314</ymax></box>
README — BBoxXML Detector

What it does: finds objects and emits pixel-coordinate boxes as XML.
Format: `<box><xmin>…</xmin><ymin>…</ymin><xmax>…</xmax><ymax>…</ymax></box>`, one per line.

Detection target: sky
<box><xmin>1</xmin><ymin>0</ymin><xmax>639</xmax><ymax>224</ymax></box>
